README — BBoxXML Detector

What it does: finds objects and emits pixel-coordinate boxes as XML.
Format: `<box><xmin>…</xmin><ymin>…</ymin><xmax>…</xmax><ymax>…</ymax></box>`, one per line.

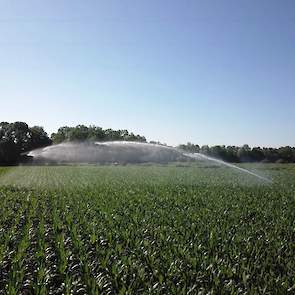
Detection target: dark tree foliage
<box><xmin>178</xmin><ymin>143</ymin><xmax>295</xmax><ymax>163</ymax></box>
<box><xmin>1</xmin><ymin>121</ymin><xmax>294</xmax><ymax>165</ymax></box>
<box><xmin>51</xmin><ymin>125</ymin><xmax>146</xmax><ymax>144</ymax></box>
<box><xmin>29</xmin><ymin>126</ymin><xmax>53</xmax><ymax>150</ymax></box>
<box><xmin>0</xmin><ymin>140</ymin><xmax>18</xmax><ymax>164</ymax></box>
<box><xmin>0</xmin><ymin>122</ymin><xmax>52</xmax><ymax>165</ymax></box>
<box><xmin>178</xmin><ymin>142</ymin><xmax>200</xmax><ymax>153</ymax></box>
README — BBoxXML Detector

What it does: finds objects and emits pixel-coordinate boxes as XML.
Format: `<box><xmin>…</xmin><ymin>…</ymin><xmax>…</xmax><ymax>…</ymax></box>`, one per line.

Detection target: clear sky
<box><xmin>0</xmin><ymin>0</ymin><xmax>294</xmax><ymax>147</ymax></box>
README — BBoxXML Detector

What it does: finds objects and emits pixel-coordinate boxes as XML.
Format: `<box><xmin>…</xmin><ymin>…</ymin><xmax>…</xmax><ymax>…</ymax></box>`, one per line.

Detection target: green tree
<box><xmin>0</xmin><ymin>140</ymin><xmax>18</xmax><ymax>164</ymax></box>
<box><xmin>237</xmin><ymin>144</ymin><xmax>252</xmax><ymax>162</ymax></box>
<box><xmin>277</xmin><ymin>146</ymin><xmax>294</xmax><ymax>162</ymax></box>
<box><xmin>29</xmin><ymin>126</ymin><xmax>52</xmax><ymax>149</ymax></box>
<box><xmin>0</xmin><ymin>122</ymin><xmax>51</xmax><ymax>164</ymax></box>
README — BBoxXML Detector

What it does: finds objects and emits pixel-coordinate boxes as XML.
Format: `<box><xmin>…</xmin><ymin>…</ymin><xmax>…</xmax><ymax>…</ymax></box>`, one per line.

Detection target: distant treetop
<box><xmin>178</xmin><ymin>143</ymin><xmax>295</xmax><ymax>163</ymax></box>
<box><xmin>0</xmin><ymin>121</ymin><xmax>294</xmax><ymax>165</ymax></box>
<box><xmin>51</xmin><ymin>125</ymin><xmax>147</xmax><ymax>144</ymax></box>
<box><xmin>0</xmin><ymin>121</ymin><xmax>51</xmax><ymax>164</ymax></box>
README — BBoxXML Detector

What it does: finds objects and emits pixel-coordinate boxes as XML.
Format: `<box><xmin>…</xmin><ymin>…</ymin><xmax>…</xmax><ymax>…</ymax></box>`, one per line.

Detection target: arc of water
<box><xmin>27</xmin><ymin>141</ymin><xmax>271</xmax><ymax>183</ymax></box>
<box><xmin>183</xmin><ymin>152</ymin><xmax>272</xmax><ymax>183</ymax></box>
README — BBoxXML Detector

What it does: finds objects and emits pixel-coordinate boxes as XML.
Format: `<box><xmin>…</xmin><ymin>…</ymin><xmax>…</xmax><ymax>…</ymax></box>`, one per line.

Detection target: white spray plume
<box><xmin>28</xmin><ymin>141</ymin><xmax>271</xmax><ymax>183</ymax></box>
<box><xmin>183</xmin><ymin>152</ymin><xmax>272</xmax><ymax>183</ymax></box>
<box><xmin>28</xmin><ymin>141</ymin><xmax>186</xmax><ymax>164</ymax></box>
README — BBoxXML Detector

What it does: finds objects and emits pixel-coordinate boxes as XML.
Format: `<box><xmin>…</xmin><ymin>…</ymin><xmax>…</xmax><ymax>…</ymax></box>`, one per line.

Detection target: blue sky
<box><xmin>0</xmin><ymin>0</ymin><xmax>294</xmax><ymax>147</ymax></box>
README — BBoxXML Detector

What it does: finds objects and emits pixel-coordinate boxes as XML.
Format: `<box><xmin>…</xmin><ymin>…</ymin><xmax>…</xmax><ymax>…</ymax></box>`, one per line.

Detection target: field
<box><xmin>0</xmin><ymin>163</ymin><xmax>294</xmax><ymax>294</ymax></box>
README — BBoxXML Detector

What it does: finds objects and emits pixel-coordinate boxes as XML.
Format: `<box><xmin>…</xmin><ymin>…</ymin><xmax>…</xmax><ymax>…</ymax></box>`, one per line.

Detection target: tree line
<box><xmin>178</xmin><ymin>143</ymin><xmax>295</xmax><ymax>163</ymax></box>
<box><xmin>0</xmin><ymin>122</ymin><xmax>51</xmax><ymax>164</ymax></box>
<box><xmin>0</xmin><ymin>121</ymin><xmax>294</xmax><ymax>164</ymax></box>
<box><xmin>0</xmin><ymin>122</ymin><xmax>146</xmax><ymax>164</ymax></box>
<box><xmin>51</xmin><ymin>125</ymin><xmax>146</xmax><ymax>143</ymax></box>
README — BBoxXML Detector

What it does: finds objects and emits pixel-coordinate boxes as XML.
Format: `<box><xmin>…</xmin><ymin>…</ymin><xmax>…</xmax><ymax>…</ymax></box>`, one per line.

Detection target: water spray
<box><xmin>28</xmin><ymin>141</ymin><xmax>186</xmax><ymax>164</ymax></box>
<box><xmin>27</xmin><ymin>141</ymin><xmax>272</xmax><ymax>183</ymax></box>
<box><xmin>183</xmin><ymin>152</ymin><xmax>272</xmax><ymax>183</ymax></box>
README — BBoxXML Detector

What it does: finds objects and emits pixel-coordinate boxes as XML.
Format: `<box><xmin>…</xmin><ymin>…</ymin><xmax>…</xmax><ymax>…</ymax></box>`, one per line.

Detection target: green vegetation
<box><xmin>179</xmin><ymin>143</ymin><xmax>295</xmax><ymax>163</ymax></box>
<box><xmin>0</xmin><ymin>164</ymin><xmax>294</xmax><ymax>294</ymax></box>
<box><xmin>51</xmin><ymin>125</ymin><xmax>146</xmax><ymax>144</ymax></box>
<box><xmin>0</xmin><ymin>122</ymin><xmax>146</xmax><ymax>165</ymax></box>
<box><xmin>0</xmin><ymin>122</ymin><xmax>51</xmax><ymax>165</ymax></box>
<box><xmin>2</xmin><ymin>121</ymin><xmax>295</xmax><ymax>166</ymax></box>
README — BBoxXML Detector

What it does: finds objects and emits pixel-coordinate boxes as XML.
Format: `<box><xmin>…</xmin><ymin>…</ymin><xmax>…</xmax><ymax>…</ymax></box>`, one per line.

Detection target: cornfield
<box><xmin>0</xmin><ymin>164</ymin><xmax>294</xmax><ymax>294</ymax></box>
